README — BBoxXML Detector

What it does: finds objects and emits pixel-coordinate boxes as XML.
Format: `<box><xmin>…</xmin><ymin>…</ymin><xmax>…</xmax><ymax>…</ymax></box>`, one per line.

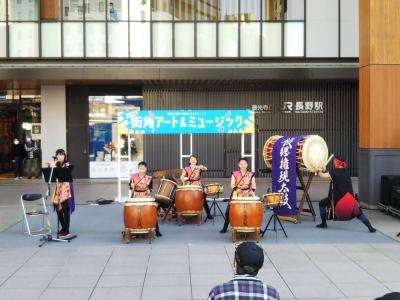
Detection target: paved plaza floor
<box><xmin>0</xmin><ymin>179</ymin><xmax>399</xmax><ymax>300</ymax></box>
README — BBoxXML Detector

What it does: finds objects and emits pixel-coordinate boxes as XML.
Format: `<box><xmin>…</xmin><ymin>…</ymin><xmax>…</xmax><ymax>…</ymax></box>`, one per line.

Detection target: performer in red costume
<box><xmin>317</xmin><ymin>155</ymin><xmax>376</xmax><ymax>233</ymax></box>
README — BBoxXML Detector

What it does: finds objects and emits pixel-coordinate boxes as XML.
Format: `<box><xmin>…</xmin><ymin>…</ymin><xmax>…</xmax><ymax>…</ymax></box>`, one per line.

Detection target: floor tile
<box><xmin>96</xmin><ymin>274</ymin><xmax>145</xmax><ymax>287</ymax></box>
<box><xmin>39</xmin><ymin>287</ymin><xmax>92</xmax><ymax>300</ymax></box>
<box><xmin>144</xmin><ymin>274</ymin><xmax>190</xmax><ymax>286</ymax></box>
<box><xmin>50</xmin><ymin>275</ymin><xmax>99</xmax><ymax>288</ymax></box>
<box><xmin>141</xmin><ymin>285</ymin><xmax>191</xmax><ymax>300</ymax></box>
<box><xmin>337</xmin><ymin>282</ymin><xmax>390</xmax><ymax>297</ymax></box>
<box><xmin>90</xmin><ymin>287</ymin><xmax>142</xmax><ymax>300</ymax></box>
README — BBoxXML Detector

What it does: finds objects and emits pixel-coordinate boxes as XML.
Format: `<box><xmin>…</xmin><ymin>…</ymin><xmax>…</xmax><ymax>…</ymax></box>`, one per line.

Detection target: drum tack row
<box><xmin>123</xmin><ymin>179</ymin><xmax>283</xmax><ymax>243</ymax></box>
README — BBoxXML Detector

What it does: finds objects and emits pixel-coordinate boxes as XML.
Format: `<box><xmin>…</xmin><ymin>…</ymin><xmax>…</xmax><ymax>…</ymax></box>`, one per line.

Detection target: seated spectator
<box><xmin>208</xmin><ymin>241</ymin><xmax>280</xmax><ymax>300</ymax></box>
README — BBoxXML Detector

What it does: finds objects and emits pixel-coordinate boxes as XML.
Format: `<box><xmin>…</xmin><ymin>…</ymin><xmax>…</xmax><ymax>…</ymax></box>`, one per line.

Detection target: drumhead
<box><xmin>263</xmin><ymin>193</ymin><xmax>283</xmax><ymax>198</ymax></box>
<box><xmin>155</xmin><ymin>194</ymin><xmax>171</xmax><ymax>201</ymax></box>
<box><xmin>263</xmin><ymin>135</ymin><xmax>282</xmax><ymax>168</ymax></box>
<box><xmin>177</xmin><ymin>185</ymin><xmax>203</xmax><ymax>191</ymax></box>
<box><xmin>126</xmin><ymin>197</ymin><xmax>155</xmax><ymax>203</ymax></box>
<box><xmin>206</xmin><ymin>183</ymin><xmax>222</xmax><ymax>187</ymax></box>
<box><xmin>160</xmin><ymin>179</ymin><xmax>177</xmax><ymax>186</ymax></box>
<box><xmin>301</xmin><ymin>135</ymin><xmax>328</xmax><ymax>172</ymax></box>
<box><xmin>124</xmin><ymin>202</ymin><xmax>158</xmax><ymax>206</ymax></box>
<box><xmin>232</xmin><ymin>196</ymin><xmax>260</xmax><ymax>201</ymax></box>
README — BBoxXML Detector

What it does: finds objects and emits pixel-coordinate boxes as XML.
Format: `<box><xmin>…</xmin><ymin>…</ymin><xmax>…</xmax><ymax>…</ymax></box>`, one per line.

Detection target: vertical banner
<box><xmin>272</xmin><ymin>136</ymin><xmax>304</xmax><ymax>221</ymax></box>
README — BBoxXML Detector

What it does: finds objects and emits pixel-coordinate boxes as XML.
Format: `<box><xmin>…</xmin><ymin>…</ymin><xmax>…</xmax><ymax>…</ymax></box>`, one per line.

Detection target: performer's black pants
<box><xmin>204</xmin><ymin>197</ymin><xmax>212</xmax><ymax>216</ymax></box>
<box><xmin>319</xmin><ymin>197</ymin><xmax>331</xmax><ymax>208</ymax></box>
<box><xmin>221</xmin><ymin>202</ymin><xmax>231</xmax><ymax>230</ymax></box>
<box><xmin>57</xmin><ymin>201</ymin><xmax>70</xmax><ymax>233</ymax></box>
<box><xmin>13</xmin><ymin>157</ymin><xmax>23</xmax><ymax>177</ymax></box>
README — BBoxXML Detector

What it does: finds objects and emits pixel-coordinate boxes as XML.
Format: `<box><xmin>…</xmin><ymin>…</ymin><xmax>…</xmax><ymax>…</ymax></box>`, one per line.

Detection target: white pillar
<box><xmin>41</xmin><ymin>85</ymin><xmax>67</xmax><ymax>166</ymax></box>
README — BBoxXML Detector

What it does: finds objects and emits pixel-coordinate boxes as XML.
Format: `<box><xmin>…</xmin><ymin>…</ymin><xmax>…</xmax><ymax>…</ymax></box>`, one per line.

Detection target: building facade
<box><xmin>0</xmin><ymin>0</ymin><xmax>359</xmax><ymax>186</ymax></box>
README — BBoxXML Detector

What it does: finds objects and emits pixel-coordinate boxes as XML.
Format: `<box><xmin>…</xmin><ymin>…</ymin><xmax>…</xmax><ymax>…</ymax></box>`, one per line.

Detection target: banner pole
<box><xmin>117</xmin><ymin>133</ymin><xmax>121</xmax><ymax>202</ymax></box>
<box><xmin>179</xmin><ymin>134</ymin><xmax>183</xmax><ymax>169</ymax></box>
<box><xmin>251</xmin><ymin>132</ymin><xmax>255</xmax><ymax>172</ymax></box>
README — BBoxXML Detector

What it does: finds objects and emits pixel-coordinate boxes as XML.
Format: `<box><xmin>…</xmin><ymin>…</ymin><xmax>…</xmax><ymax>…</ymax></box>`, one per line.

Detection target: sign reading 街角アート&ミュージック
<box><xmin>117</xmin><ymin>110</ymin><xmax>255</xmax><ymax>134</ymax></box>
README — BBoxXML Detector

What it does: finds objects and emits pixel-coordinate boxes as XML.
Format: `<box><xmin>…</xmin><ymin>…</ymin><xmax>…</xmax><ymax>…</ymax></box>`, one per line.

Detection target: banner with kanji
<box><xmin>272</xmin><ymin>136</ymin><xmax>304</xmax><ymax>220</ymax></box>
<box><xmin>117</xmin><ymin>110</ymin><xmax>255</xmax><ymax>134</ymax></box>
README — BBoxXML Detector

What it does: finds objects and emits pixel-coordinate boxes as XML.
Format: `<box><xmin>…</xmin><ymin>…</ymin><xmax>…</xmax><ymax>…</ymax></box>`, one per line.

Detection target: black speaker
<box><xmin>381</xmin><ymin>175</ymin><xmax>400</xmax><ymax>206</ymax></box>
<box><xmin>391</xmin><ymin>186</ymin><xmax>400</xmax><ymax>209</ymax></box>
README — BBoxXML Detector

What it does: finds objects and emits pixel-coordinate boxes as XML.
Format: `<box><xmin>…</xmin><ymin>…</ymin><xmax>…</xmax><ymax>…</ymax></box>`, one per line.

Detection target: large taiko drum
<box><xmin>123</xmin><ymin>198</ymin><xmax>157</xmax><ymax>242</ymax></box>
<box><xmin>229</xmin><ymin>197</ymin><xmax>263</xmax><ymax>232</ymax></box>
<box><xmin>155</xmin><ymin>179</ymin><xmax>177</xmax><ymax>206</ymax></box>
<box><xmin>175</xmin><ymin>185</ymin><xmax>204</xmax><ymax>224</ymax></box>
<box><xmin>263</xmin><ymin>135</ymin><xmax>328</xmax><ymax>172</ymax></box>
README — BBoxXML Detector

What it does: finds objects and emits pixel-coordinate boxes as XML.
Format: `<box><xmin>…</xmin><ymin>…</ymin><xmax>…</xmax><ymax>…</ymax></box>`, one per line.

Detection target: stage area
<box><xmin>0</xmin><ymin>179</ymin><xmax>399</xmax><ymax>299</ymax></box>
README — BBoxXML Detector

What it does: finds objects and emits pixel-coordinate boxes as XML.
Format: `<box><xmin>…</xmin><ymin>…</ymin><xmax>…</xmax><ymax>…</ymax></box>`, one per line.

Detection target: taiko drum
<box><xmin>175</xmin><ymin>185</ymin><xmax>204</xmax><ymax>214</ymax></box>
<box><xmin>124</xmin><ymin>198</ymin><xmax>157</xmax><ymax>231</ymax></box>
<box><xmin>229</xmin><ymin>197</ymin><xmax>263</xmax><ymax>229</ymax></box>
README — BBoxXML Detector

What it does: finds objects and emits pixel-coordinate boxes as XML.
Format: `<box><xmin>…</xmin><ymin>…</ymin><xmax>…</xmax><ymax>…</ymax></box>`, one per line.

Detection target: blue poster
<box><xmin>117</xmin><ymin>110</ymin><xmax>255</xmax><ymax>134</ymax></box>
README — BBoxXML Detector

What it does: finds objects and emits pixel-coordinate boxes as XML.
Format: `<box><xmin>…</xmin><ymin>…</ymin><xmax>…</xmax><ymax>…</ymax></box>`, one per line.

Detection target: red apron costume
<box><xmin>184</xmin><ymin>166</ymin><xmax>203</xmax><ymax>186</ymax></box>
<box><xmin>232</xmin><ymin>170</ymin><xmax>255</xmax><ymax>197</ymax></box>
<box><xmin>328</xmin><ymin>161</ymin><xmax>361</xmax><ymax>220</ymax></box>
<box><xmin>131</xmin><ymin>173</ymin><xmax>153</xmax><ymax>198</ymax></box>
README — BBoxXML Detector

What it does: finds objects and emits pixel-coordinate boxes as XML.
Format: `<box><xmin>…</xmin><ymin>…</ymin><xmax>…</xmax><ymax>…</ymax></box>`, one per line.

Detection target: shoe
<box><xmin>14</xmin><ymin>177</ymin><xmax>19</xmax><ymax>180</ymax></box>
<box><xmin>316</xmin><ymin>223</ymin><xmax>327</xmax><ymax>228</ymax></box>
<box><xmin>207</xmin><ymin>215</ymin><xmax>214</xmax><ymax>220</ymax></box>
<box><xmin>369</xmin><ymin>227</ymin><xmax>376</xmax><ymax>233</ymax></box>
<box><xmin>219</xmin><ymin>229</ymin><xmax>227</xmax><ymax>234</ymax></box>
<box><xmin>156</xmin><ymin>231</ymin><xmax>163</xmax><ymax>237</ymax></box>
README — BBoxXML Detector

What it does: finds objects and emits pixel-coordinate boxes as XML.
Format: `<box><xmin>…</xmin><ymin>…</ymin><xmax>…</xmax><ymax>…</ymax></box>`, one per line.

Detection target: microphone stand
<box><xmin>39</xmin><ymin>161</ymin><xmax>71</xmax><ymax>247</ymax></box>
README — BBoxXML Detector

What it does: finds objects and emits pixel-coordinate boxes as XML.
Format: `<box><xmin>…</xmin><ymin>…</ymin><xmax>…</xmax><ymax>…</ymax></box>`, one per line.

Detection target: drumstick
<box><xmin>323</xmin><ymin>154</ymin><xmax>334</xmax><ymax>170</ymax></box>
<box><xmin>314</xmin><ymin>154</ymin><xmax>334</xmax><ymax>175</ymax></box>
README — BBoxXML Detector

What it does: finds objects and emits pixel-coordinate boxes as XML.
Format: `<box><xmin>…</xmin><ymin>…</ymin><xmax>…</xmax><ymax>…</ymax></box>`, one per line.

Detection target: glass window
<box><xmin>340</xmin><ymin>0</ymin><xmax>358</xmax><ymax>57</ymax></box>
<box><xmin>0</xmin><ymin>0</ymin><xmax>6</xmax><ymax>21</ymax></box>
<box><xmin>262</xmin><ymin>0</ymin><xmax>303</xmax><ymax>20</ymax></box>
<box><xmin>85</xmin><ymin>0</ymin><xmax>106</xmax><ymax>20</ymax></box>
<box><xmin>219</xmin><ymin>0</ymin><xmax>239</xmax><ymax>20</ymax></box>
<box><xmin>196</xmin><ymin>22</ymin><xmax>216</xmax><ymax>57</ymax></box>
<box><xmin>0</xmin><ymin>23</ymin><xmax>6</xmax><ymax>57</ymax></box>
<box><xmin>89</xmin><ymin>95</ymin><xmax>143</xmax><ymax>178</ymax></box>
<box><xmin>284</xmin><ymin>22</ymin><xmax>303</xmax><ymax>56</ymax></box>
<box><xmin>152</xmin><ymin>22</ymin><xmax>172</xmax><ymax>57</ymax></box>
<box><xmin>108</xmin><ymin>0</ymin><xmax>128</xmax><ymax>20</ymax></box>
<box><xmin>262</xmin><ymin>0</ymin><xmax>282</xmax><ymax>20</ymax></box>
<box><xmin>130</xmin><ymin>22</ymin><xmax>150</xmax><ymax>57</ymax></box>
<box><xmin>240</xmin><ymin>0</ymin><xmax>260</xmax><ymax>21</ymax></box>
<box><xmin>41</xmin><ymin>0</ymin><xmax>61</xmax><ymax>20</ymax></box>
<box><xmin>218</xmin><ymin>22</ymin><xmax>238</xmax><ymax>57</ymax></box>
<box><xmin>85</xmin><ymin>22</ymin><xmax>106</xmax><ymax>57</ymax></box>
<box><xmin>240</xmin><ymin>22</ymin><xmax>260</xmax><ymax>57</ymax></box>
<box><xmin>9</xmin><ymin>23</ymin><xmax>39</xmax><ymax>57</ymax></box>
<box><xmin>41</xmin><ymin>22</ymin><xmax>61</xmax><ymax>57</ymax></box>
<box><xmin>174</xmin><ymin>0</ymin><xmax>195</xmax><ymax>20</ymax></box>
<box><xmin>175</xmin><ymin>23</ymin><xmax>194</xmax><ymax>57</ymax></box>
<box><xmin>63</xmin><ymin>0</ymin><xmax>84</xmax><ymax>20</ymax></box>
<box><xmin>108</xmin><ymin>22</ymin><xmax>129</xmax><ymax>57</ymax></box>
<box><xmin>285</xmin><ymin>0</ymin><xmax>304</xmax><ymax>20</ymax></box>
<box><xmin>129</xmin><ymin>0</ymin><xmax>150</xmax><ymax>21</ymax></box>
<box><xmin>152</xmin><ymin>0</ymin><xmax>173</xmax><ymax>20</ymax></box>
<box><xmin>197</xmin><ymin>0</ymin><xmax>217</xmax><ymax>20</ymax></box>
<box><xmin>306</xmin><ymin>0</ymin><xmax>338</xmax><ymax>57</ymax></box>
<box><xmin>63</xmin><ymin>22</ymin><xmax>84</xmax><ymax>57</ymax></box>
<box><xmin>8</xmin><ymin>0</ymin><xmax>39</xmax><ymax>21</ymax></box>
<box><xmin>262</xmin><ymin>22</ymin><xmax>281</xmax><ymax>56</ymax></box>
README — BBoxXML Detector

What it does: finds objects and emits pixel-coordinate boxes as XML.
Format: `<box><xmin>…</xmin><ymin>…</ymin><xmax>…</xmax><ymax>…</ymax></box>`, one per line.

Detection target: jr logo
<box><xmin>281</xmin><ymin>102</ymin><xmax>293</xmax><ymax>113</ymax></box>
